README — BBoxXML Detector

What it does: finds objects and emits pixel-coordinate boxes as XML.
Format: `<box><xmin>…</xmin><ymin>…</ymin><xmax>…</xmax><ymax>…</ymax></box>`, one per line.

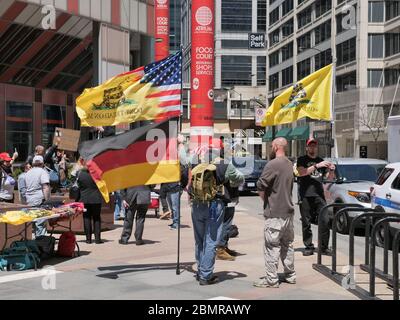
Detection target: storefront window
<box><xmin>6</xmin><ymin>101</ymin><xmax>33</xmax><ymax>161</ymax></box>
<box><xmin>42</xmin><ymin>105</ymin><xmax>66</xmax><ymax>148</ymax></box>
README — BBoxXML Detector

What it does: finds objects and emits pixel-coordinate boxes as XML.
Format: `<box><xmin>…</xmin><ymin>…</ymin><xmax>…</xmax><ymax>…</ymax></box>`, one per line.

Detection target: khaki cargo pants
<box><xmin>263</xmin><ymin>215</ymin><xmax>296</xmax><ymax>285</ymax></box>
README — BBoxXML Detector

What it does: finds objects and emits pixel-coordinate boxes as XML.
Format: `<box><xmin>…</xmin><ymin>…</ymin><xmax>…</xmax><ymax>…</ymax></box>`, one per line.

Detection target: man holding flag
<box><xmin>260</xmin><ymin>63</ymin><xmax>335</xmax><ymax>257</ymax></box>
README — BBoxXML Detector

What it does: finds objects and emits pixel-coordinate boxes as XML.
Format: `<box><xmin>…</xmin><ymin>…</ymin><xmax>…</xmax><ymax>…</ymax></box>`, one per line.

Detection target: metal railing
<box><xmin>313</xmin><ymin>203</ymin><xmax>400</xmax><ymax>300</ymax></box>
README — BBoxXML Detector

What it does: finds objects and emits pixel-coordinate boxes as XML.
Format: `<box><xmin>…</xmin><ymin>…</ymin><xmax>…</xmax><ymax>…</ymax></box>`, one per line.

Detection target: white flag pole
<box><xmin>331</xmin><ymin>60</ymin><xmax>338</xmax><ymax>158</ymax></box>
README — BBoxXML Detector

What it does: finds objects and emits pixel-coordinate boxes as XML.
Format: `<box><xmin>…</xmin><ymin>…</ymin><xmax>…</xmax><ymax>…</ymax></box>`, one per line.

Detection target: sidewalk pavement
<box><xmin>0</xmin><ymin>199</ymin><xmax>360</xmax><ymax>300</ymax></box>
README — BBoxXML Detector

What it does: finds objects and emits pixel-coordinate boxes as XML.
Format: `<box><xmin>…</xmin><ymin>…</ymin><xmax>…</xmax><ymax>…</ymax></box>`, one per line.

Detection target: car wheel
<box><xmin>374</xmin><ymin>224</ymin><xmax>393</xmax><ymax>249</ymax></box>
<box><xmin>336</xmin><ymin>211</ymin><xmax>350</xmax><ymax>234</ymax></box>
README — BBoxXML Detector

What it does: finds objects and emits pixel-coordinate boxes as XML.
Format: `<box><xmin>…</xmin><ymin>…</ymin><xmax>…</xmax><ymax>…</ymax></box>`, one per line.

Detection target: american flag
<box><xmin>135</xmin><ymin>51</ymin><xmax>182</xmax><ymax>121</ymax></box>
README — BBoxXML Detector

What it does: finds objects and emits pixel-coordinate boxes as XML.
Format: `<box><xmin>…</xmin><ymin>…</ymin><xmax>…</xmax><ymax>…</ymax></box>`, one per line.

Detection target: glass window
<box><xmin>282</xmin><ymin>66</ymin><xmax>293</xmax><ymax>86</ymax></box>
<box><xmin>369</xmin><ymin>1</ymin><xmax>384</xmax><ymax>22</ymax></box>
<box><xmin>222</xmin><ymin>0</ymin><xmax>252</xmax><ymax>32</ymax></box>
<box><xmin>314</xmin><ymin>20</ymin><xmax>331</xmax><ymax>45</ymax></box>
<box><xmin>368</xmin><ymin>34</ymin><xmax>384</xmax><ymax>58</ymax></box>
<box><xmin>376</xmin><ymin>168</ymin><xmax>394</xmax><ymax>185</ymax></box>
<box><xmin>386</xmin><ymin>0</ymin><xmax>400</xmax><ymax>21</ymax></box>
<box><xmin>297</xmin><ymin>32</ymin><xmax>311</xmax><ymax>53</ymax></box>
<box><xmin>257</xmin><ymin>0</ymin><xmax>267</xmax><ymax>32</ymax></box>
<box><xmin>269</xmin><ymin>7</ymin><xmax>280</xmax><ymax>26</ymax></box>
<box><xmin>42</xmin><ymin>105</ymin><xmax>66</xmax><ymax>148</ymax></box>
<box><xmin>297</xmin><ymin>6</ymin><xmax>312</xmax><ymax>29</ymax></box>
<box><xmin>270</xmin><ymin>29</ymin><xmax>280</xmax><ymax>46</ymax></box>
<box><xmin>368</xmin><ymin>69</ymin><xmax>384</xmax><ymax>87</ymax></box>
<box><xmin>221</xmin><ymin>40</ymin><xmax>249</xmax><ymax>49</ymax></box>
<box><xmin>315</xmin><ymin>49</ymin><xmax>332</xmax><ymax>70</ymax></box>
<box><xmin>315</xmin><ymin>0</ymin><xmax>332</xmax><ymax>18</ymax></box>
<box><xmin>6</xmin><ymin>101</ymin><xmax>33</xmax><ymax>161</ymax></box>
<box><xmin>269</xmin><ymin>51</ymin><xmax>280</xmax><ymax>67</ymax></box>
<box><xmin>336</xmin><ymin>71</ymin><xmax>357</xmax><ymax>92</ymax></box>
<box><xmin>297</xmin><ymin>58</ymin><xmax>311</xmax><ymax>80</ymax></box>
<box><xmin>385</xmin><ymin>33</ymin><xmax>400</xmax><ymax>58</ymax></box>
<box><xmin>282</xmin><ymin>19</ymin><xmax>294</xmax><ymax>38</ymax></box>
<box><xmin>281</xmin><ymin>42</ymin><xmax>293</xmax><ymax>62</ymax></box>
<box><xmin>337</xmin><ymin>37</ymin><xmax>356</xmax><ymax>66</ymax></box>
<box><xmin>385</xmin><ymin>68</ymin><xmax>400</xmax><ymax>86</ymax></box>
<box><xmin>337</xmin><ymin>164</ymin><xmax>387</xmax><ymax>182</ymax></box>
<box><xmin>282</xmin><ymin>0</ymin><xmax>293</xmax><ymax>16</ymax></box>
<box><xmin>257</xmin><ymin>56</ymin><xmax>266</xmax><ymax>86</ymax></box>
<box><xmin>269</xmin><ymin>72</ymin><xmax>279</xmax><ymax>92</ymax></box>
<box><xmin>221</xmin><ymin>56</ymin><xmax>252</xmax><ymax>86</ymax></box>
<box><xmin>392</xmin><ymin>173</ymin><xmax>400</xmax><ymax>190</ymax></box>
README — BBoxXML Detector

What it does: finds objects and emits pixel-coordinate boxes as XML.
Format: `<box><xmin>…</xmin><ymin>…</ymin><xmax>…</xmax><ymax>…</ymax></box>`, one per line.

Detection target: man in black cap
<box><xmin>297</xmin><ymin>138</ymin><xmax>335</xmax><ymax>256</ymax></box>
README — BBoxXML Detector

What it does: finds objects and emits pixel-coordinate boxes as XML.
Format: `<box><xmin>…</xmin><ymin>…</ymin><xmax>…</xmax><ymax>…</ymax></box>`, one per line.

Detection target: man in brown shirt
<box><xmin>254</xmin><ymin>137</ymin><xmax>296</xmax><ymax>288</ymax></box>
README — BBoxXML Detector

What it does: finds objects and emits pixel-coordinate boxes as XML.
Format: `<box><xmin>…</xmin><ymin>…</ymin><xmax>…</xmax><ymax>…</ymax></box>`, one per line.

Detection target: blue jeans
<box><xmin>167</xmin><ymin>190</ymin><xmax>182</xmax><ymax>227</ymax></box>
<box><xmin>217</xmin><ymin>206</ymin><xmax>235</xmax><ymax>247</ymax></box>
<box><xmin>191</xmin><ymin>199</ymin><xmax>225</xmax><ymax>281</ymax></box>
<box><xmin>114</xmin><ymin>191</ymin><xmax>125</xmax><ymax>220</ymax></box>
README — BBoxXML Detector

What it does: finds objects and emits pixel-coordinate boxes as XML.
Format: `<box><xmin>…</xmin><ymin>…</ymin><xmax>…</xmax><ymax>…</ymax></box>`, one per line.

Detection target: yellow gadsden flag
<box><xmin>76</xmin><ymin>52</ymin><xmax>182</xmax><ymax>127</ymax></box>
<box><xmin>262</xmin><ymin>64</ymin><xmax>333</xmax><ymax>126</ymax></box>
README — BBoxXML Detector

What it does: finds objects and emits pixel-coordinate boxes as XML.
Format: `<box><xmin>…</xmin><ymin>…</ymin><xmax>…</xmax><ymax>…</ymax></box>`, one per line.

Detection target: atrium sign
<box><xmin>248</xmin><ymin>33</ymin><xmax>266</xmax><ymax>49</ymax></box>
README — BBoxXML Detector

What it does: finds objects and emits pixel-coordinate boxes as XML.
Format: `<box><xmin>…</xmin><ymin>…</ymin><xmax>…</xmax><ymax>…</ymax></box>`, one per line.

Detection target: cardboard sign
<box><xmin>53</xmin><ymin>128</ymin><xmax>81</xmax><ymax>152</ymax></box>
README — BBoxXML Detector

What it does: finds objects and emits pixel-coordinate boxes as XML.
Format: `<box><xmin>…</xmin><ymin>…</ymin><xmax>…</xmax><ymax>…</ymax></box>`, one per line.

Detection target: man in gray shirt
<box><xmin>254</xmin><ymin>138</ymin><xmax>296</xmax><ymax>288</ymax></box>
<box><xmin>25</xmin><ymin>156</ymin><xmax>50</xmax><ymax>236</ymax></box>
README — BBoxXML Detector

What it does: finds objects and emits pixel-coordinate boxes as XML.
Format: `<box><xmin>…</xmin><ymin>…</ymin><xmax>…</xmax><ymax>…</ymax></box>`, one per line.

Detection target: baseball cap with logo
<box><xmin>0</xmin><ymin>153</ymin><xmax>12</xmax><ymax>162</ymax></box>
<box><xmin>306</xmin><ymin>138</ymin><xmax>318</xmax><ymax>146</ymax></box>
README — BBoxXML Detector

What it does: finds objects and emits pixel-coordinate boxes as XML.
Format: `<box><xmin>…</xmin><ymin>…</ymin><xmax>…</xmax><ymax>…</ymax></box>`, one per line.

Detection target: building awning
<box><xmin>289</xmin><ymin>126</ymin><xmax>309</xmax><ymax>140</ymax></box>
<box><xmin>276</xmin><ymin>128</ymin><xmax>292</xmax><ymax>139</ymax></box>
<box><xmin>262</xmin><ymin>130</ymin><xmax>273</xmax><ymax>142</ymax></box>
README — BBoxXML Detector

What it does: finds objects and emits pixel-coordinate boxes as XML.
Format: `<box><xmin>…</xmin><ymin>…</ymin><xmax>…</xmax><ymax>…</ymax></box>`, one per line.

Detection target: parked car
<box><xmin>323</xmin><ymin>158</ymin><xmax>387</xmax><ymax>234</ymax></box>
<box><xmin>232</xmin><ymin>157</ymin><xmax>267</xmax><ymax>193</ymax></box>
<box><xmin>371</xmin><ymin>162</ymin><xmax>400</xmax><ymax>247</ymax></box>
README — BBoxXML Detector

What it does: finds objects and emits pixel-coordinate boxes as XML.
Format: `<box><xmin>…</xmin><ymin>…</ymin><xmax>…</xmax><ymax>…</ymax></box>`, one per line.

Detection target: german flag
<box><xmin>78</xmin><ymin>119</ymin><xmax>180</xmax><ymax>202</ymax></box>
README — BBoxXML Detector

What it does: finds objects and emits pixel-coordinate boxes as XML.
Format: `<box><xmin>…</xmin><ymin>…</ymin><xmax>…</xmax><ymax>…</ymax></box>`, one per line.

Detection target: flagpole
<box><xmin>331</xmin><ymin>59</ymin><xmax>338</xmax><ymax>158</ymax></box>
<box><xmin>176</xmin><ymin>48</ymin><xmax>183</xmax><ymax>276</ymax></box>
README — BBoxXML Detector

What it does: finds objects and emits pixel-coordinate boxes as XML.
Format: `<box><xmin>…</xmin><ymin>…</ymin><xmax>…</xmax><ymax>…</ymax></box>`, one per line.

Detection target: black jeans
<box><xmin>83</xmin><ymin>203</ymin><xmax>102</xmax><ymax>242</ymax></box>
<box><xmin>299</xmin><ymin>195</ymin><xmax>330</xmax><ymax>250</ymax></box>
<box><xmin>120</xmin><ymin>203</ymin><xmax>148</xmax><ymax>242</ymax></box>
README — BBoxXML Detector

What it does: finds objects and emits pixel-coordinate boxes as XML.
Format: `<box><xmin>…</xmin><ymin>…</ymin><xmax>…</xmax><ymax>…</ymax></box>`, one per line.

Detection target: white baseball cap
<box><xmin>33</xmin><ymin>155</ymin><xmax>44</xmax><ymax>164</ymax></box>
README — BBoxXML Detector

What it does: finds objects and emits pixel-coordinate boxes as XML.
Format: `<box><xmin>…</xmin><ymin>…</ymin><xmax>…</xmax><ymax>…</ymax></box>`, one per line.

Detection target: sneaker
<box><xmin>303</xmin><ymin>248</ymin><xmax>315</xmax><ymax>256</ymax></box>
<box><xmin>225</xmin><ymin>247</ymin><xmax>238</xmax><ymax>257</ymax></box>
<box><xmin>199</xmin><ymin>276</ymin><xmax>219</xmax><ymax>286</ymax></box>
<box><xmin>283</xmin><ymin>276</ymin><xmax>296</xmax><ymax>284</ymax></box>
<box><xmin>136</xmin><ymin>239</ymin><xmax>145</xmax><ymax>246</ymax></box>
<box><xmin>321</xmin><ymin>248</ymin><xmax>333</xmax><ymax>256</ymax></box>
<box><xmin>216</xmin><ymin>247</ymin><xmax>235</xmax><ymax>261</ymax></box>
<box><xmin>169</xmin><ymin>224</ymin><xmax>178</xmax><ymax>230</ymax></box>
<box><xmin>119</xmin><ymin>240</ymin><xmax>128</xmax><ymax>245</ymax></box>
<box><xmin>85</xmin><ymin>240</ymin><xmax>92</xmax><ymax>244</ymax></box>
<box><xmin>95</xmin><ymin>240</ymin><xmax>104</xmax><ymax>244</ymax></box>
<box><xmin>253</xmin><ymin>279</ymin><xmax>279</xmax><ymax>288</ymax></box>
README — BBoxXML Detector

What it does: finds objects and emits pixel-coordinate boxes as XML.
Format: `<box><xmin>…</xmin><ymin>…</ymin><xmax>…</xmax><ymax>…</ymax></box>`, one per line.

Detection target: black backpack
<box><xmin>35</xmin><ymin>236</ymin><xmax>56</xmax><ymax>260</ymax></box>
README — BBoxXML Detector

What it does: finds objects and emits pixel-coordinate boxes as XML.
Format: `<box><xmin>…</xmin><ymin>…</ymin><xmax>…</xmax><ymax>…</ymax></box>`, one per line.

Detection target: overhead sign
<box><xmin>248</xmin><ymin>33</ymin><xmax>266</xmax><ymax>49</ymax></box>
<box><xmin>53</xmin><ymin>128</ymin><xmax>81</xmax><ymax>152</ymax></box>
<box><xmin>360</xmin><ymin>146</ymin><xmax>368</xmax><ymax>158</ymax></box>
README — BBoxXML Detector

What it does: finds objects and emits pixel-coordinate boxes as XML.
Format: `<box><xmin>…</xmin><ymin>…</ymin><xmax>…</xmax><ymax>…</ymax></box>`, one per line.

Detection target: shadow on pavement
<box><xmin>96</xmin><ymin>262</ymin><xmax>195</xmax><ymax>280</ymax></box>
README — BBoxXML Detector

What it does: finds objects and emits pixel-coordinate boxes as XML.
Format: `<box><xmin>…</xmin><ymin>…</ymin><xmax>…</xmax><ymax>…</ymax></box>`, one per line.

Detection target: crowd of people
<box><xmin>0</xmin><ymin>133</ymin><xmax>336</xmax><ymax>288</ymax></box>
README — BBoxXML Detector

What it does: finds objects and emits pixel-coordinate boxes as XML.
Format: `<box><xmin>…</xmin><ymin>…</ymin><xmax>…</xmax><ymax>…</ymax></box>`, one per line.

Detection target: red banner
<box><xmin>190</xmin><ymin>0</ymin><xmax>215</xmax><ymax>148</ymax></box>
<box><xmin>155</xmin><ymin>0</ymin><xmax>170</xmax><ymax>61</ymax></box>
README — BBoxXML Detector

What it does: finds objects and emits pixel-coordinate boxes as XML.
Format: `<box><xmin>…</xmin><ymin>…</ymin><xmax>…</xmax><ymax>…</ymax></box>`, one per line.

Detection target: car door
<box><xmin>372</xmin><ymin>167</ymin><xmax>396</xmax><ymax>211</ymax></box>
<box><xmin>388</xmin><ymin>170</ymin><xmax>400</xmax><ymax>213</ymax></box>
